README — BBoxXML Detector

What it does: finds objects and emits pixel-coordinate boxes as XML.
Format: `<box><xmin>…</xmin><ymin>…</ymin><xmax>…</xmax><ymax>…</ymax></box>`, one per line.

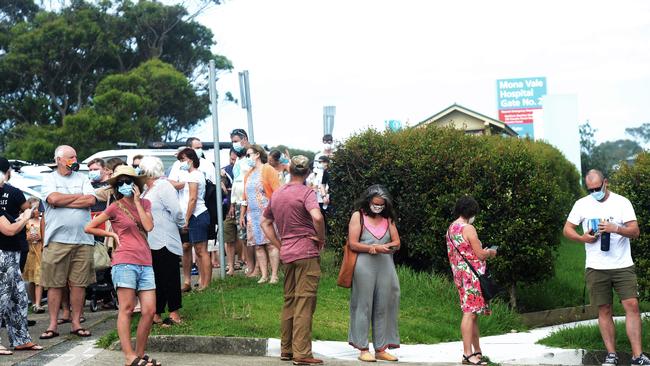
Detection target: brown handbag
<box><xmin>336</xmin><ymin>211</ymin><xmax>364</xmax><ymax>288</ymax></box>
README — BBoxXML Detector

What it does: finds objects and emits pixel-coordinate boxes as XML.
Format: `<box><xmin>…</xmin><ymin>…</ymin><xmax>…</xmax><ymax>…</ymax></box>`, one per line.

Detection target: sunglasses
<box><xmin>117</xmin><ymin>178</ymin><xmax>134</xmax><ymax>186</ymax></box>
<box><xmin>246</xmin><ymin>153</ymin><xmax>257</xmax><ymax>158</ymax></box>
<box><xmin>587</xmin><ymin>183</ymin><xmax>604</xmax><ymax>193</ymax></box>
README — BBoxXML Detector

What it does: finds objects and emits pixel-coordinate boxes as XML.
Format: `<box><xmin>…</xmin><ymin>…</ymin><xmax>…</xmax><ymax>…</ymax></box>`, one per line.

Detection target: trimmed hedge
<box><xmin>328</xmin><ymin>125</ymin><xmax>582</xmax><ymax>307</ymax></box>
<box><xmin>612</xmin><ymin>152</ymin><xmax>650</xmax><ymax>301</ymax></box>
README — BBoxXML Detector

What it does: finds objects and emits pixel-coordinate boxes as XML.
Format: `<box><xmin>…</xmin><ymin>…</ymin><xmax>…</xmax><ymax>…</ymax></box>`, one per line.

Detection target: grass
<box><xmin>98</xmin><ymin>250</ymin><xmax>525</xmax><ymax>347</ymax></box>
<box><xmin>538</xmin><ymin>317</ymin><xmax>650</xmax><ymax>352</ymax></box>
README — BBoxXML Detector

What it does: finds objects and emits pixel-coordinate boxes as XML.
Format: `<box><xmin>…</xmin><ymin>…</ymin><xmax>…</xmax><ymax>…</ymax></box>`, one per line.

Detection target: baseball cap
<box><xmin>291</xmin><ymin>155</ymin><xmax>310</xmax><ymax>169</ymax></box>
<box><xmin>0</xmin><ymin>157</ymin><xmax>10</xmax><ymax>173</ymax></box>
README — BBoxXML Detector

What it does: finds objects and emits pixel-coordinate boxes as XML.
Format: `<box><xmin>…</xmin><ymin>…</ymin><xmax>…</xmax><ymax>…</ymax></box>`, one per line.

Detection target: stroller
<box><xmin>86</xmin><ymin>266</ymin><xmax>118</xmax><ymax>312</ymax></box>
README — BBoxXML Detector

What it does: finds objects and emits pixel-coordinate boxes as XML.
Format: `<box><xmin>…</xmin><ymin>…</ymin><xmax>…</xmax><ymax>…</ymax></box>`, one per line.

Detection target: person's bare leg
<box><xmin>621</xmin><ymin>298</ymin><xmax>643</xmax><ymax>357</ymax></box>
<box><xmin>27</xmin><ymin>282</ymin><xmax>35</xmax><ymax>304</ymax></box>
<box><xmin>255</xmin><ymin>246</ymin><xmax>269</xmax><ymax>282</ymax></box>
<box><xmin>181</xmin><ymin>243</ymin><xmax>192</xmax><ymax>288</ymax></box>
<box><xmin>61</xmin><ymin>287</ymin><xmax>70</xmax><ymax>320</ymax></box>
<box><xmin>69</xmin><ymin>286</ymin><xmax>86</xmax><ymax>331</ymax></box>
<box><xmin>44</xmin><ymin>287</ymin><xmax>62</xmax><ymax>334</ymax></box>
<box><xmin>461</xmin><ymin>313</ymin><xmax>481</xmax><ymax>363</ymax></box>
<box><xmin>195</xmin><ymin>243</ymin><xmax>211</xmax><ymax>289</ymax></box>
<box><xmin>35</xmin><ymin>285</ymin><xmax>43</xmax><ymax>307</ymax></box>
<box><xmin>472</xmin><ymin>315</ymin><xmax>482</xmax><ymax>356</ymax></box>
<box><xmin>598</xmin><ymin>304</ymin><xmax>617</xmax><ymax>353</ymax></box>
<box><xmin>226</xmin><ymin>242</ymin><xmax>236</xmax><ymax>275</ymax></box>
<box><xmin>135</xmin><ymin>290</ymin><xmax>156</xmax><ymax>358</ymax></box>
<box><xmin>268</xmin><ymin>245</ymin><xmax>280</xmax><ymax>282</ymax></box>
<box><xmin>246</xmin><ymin>245</ymin><xmax>258</xmax><ymax>277</ymax></box>
<box><xmin>116</xmin><ymin>288</ymin><xmax>137</xmax><ymax>365</ymax></box>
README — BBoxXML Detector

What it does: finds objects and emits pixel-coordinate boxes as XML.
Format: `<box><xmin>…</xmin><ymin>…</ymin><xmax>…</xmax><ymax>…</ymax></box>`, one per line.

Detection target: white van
<box><xmin>83</xmin><ymin>149</ymin><xmax>179</xmax><ymax>171</ymax></box>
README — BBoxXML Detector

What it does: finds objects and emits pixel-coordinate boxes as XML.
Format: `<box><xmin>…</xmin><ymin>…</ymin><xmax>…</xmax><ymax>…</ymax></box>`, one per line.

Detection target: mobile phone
<box><xmin>488</xmin><ymin>245</ymin><xmax>498</xmax><ymax>251</ymax></box>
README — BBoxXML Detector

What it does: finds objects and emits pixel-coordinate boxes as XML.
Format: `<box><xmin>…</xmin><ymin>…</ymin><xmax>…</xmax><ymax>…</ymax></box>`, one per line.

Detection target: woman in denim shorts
<box><xmin>85</xmin><ymin>165</ymin><xmax>160</xmax><ymax>366</ymax></box>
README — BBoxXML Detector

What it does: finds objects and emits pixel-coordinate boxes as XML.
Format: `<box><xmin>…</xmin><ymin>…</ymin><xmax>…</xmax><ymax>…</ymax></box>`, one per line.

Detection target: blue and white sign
<box><xmin>385</xmin><ymin>120</ymin><xmax>403</xmax><ymax>131</ymax></box>
<box><xmin>497</xmin><ymin>77</ymin><xmax>547</xmax><ymax>110</ymax></box>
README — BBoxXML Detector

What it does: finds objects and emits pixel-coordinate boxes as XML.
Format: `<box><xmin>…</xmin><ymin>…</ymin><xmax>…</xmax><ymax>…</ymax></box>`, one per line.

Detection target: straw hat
<box><xmin>106</xmin><ymin>165</ymin><xmax>146</xmax><ymax>188</ymax></box>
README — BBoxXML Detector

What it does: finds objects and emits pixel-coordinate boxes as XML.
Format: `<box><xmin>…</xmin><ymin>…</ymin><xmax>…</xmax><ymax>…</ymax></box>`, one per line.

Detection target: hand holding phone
<box><xmin>488</xmin><ymin>245</ymin><xmax>498</xmax><ymax>251</ymax></box>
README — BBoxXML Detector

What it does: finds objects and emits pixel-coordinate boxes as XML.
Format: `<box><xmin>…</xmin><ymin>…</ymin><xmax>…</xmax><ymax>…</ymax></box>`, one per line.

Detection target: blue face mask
<box><xmin>88</xmin><ymin>170</ymin><xmax>101</xmax><ymax>182</ymax></box>
<box><xmin>279</xmin><ymin>155</ymin><xmax>290</xmax><ymax>165</ymax></box>
<box><xmin>591</xmin><ymin>190</ymin><xmax>605</xmax><ymax>201</ymax></box>
<box><xmin>232</xmin><ymin>142</ymin><xmax>245</xmax><ymax>152</ymax></box>
<box><xmin>246</xmin><ymin>157</ymin><xmax>255</xmax><ymax>168</ymax></box>
<box><xmin>179</xmin><ymin>161</ymin><xmax>190</xmax><ymax>171</ymax></box>
<box><xmin>134</xmin><ymin>167</ymin><xmax>141</xmax><ymax>176</ymax></box>
<box><xmin>118</xmin><ymin>182</ymin><xmax>133</xmax><ymax>197</ymax></box>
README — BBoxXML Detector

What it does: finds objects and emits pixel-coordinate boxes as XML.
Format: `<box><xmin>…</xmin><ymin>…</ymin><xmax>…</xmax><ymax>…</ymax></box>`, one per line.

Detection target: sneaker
<box><xmin>631</xmin><ymin>353</ymin><xmax>650</xmax><ymax>365</ymax></box>
<box><xmin>602</xmin><ymin>352</ymin><xmax>618</xmax><ymax>366</ymax></box>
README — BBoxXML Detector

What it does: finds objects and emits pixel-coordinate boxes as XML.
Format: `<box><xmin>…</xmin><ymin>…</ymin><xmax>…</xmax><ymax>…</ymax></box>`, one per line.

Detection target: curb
<box><xmin>110</xmin><ymin>335</ymin><xmax>268</xmax><ymax>356</ymax></box>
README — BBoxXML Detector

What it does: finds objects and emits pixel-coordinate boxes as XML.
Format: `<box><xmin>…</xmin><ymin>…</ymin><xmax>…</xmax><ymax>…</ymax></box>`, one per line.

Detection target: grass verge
<box><xmin>98</xmin><ymin>250</ymin><xmax>525</xmax><ymax>347</ymax></box>
<box><xmin>538</xmin><ymin>317</ymin><xmax>650</xmax><ymax>352</ymax></box>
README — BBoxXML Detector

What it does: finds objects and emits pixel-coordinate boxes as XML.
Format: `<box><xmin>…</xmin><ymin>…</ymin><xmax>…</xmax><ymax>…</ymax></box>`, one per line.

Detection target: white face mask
<box><xmin>323</xmin><ymin>143</ymin><xmax>333</xmax><ymax>151</ymax></box>
<box><xmin>194</xmin><ymin>148</ymin><xmax>204</xmax><ymax>158</ymax></box>
<box><xmin>468</xmin><ymin>216</ymin><xmax>476</xmax><ymax>224</ymax></box>
<box><xmin>370</xmin><ymin>204</ymin><xmax>385</xmax><ymax>214</ymax></box>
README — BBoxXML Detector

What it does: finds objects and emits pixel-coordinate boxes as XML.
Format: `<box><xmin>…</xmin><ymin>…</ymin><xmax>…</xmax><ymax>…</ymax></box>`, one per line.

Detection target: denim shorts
<box><xmin>189</xmin><ymin>210</ymin><xmax>210</xmax><ymax>244</ymax></box>
<box><xmin>111</xmin><ymin>264</ymin><xmax>156</xmax><ymax>291</ymax></box>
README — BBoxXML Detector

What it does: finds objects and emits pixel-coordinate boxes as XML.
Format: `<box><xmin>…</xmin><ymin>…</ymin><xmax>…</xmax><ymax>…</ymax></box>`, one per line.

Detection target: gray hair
<box><xmin>139</xmin><ymin>156</ymin><xmax>165</xmax><ymax>178</ymax></box>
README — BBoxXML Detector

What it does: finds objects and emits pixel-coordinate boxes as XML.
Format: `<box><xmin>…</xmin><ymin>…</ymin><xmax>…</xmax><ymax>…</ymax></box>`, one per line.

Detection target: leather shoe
<box><xmin>375</xmin><ymin>351</ymin><xmax>398</xmax><ymax>361</ymax></box>
<box><xmin>292</xmin><ymin>357</ymin><xmax>323</xmax><ymax>365</ymax></box>
<box><xmin>358</xmin><ymin>352</ymin><xmax>376</xmax><ymax>362</ymax></box>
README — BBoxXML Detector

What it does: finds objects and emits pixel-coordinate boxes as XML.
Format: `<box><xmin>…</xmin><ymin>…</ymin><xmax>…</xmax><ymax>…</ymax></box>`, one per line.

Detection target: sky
<box><xmin>190</xmin><ymin>0</ymin><xmax>650</xmax><ymax>152</ymax></box>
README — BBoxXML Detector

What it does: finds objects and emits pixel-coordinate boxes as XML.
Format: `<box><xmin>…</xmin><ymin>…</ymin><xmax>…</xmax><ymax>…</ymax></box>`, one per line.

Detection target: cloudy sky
<box><xmin>191</xmin><ymin>0</ymin><xmax>650</xmax><ymax>151</ymax></box>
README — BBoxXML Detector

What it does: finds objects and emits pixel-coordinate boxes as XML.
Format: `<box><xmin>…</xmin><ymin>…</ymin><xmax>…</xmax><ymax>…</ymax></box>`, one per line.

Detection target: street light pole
<box><xmin>209</xmin><ymin>60</ymin><xmax>226</xmax><ymax>279</ymax></box>
<box><xmin>238</xmin><ymin>70</ymin><xmax>255</xmax><ymax>143</ymax></box>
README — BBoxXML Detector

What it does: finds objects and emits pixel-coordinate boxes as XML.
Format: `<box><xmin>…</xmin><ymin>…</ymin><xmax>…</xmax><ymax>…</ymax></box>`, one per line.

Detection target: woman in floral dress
<box><xmin>240</xmin><ymin>145</ymin><xmax>281</xmax><ymax>284</ymax></box>
<box><xmin>446</xmin><ymin>196</ymin><xmax>497</xmax><ymax>366</ymax></box>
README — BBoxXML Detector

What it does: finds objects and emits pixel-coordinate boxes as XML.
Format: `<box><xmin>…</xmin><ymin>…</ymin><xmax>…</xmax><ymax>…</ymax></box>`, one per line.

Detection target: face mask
<box><xmin>88</xmin><ymin>170</ymin><xmax>101</xmax><ymax>182</ymax></box>
<box><xmin>65</xmin><ymin>159</ymin><xmax>79</xmax><ymax>172</ymax></box>
<box><xmin>279</xmin><ymin>155</ymin><xmax>290</xmax><ymax>165</ymax></box>
<box><xmin>118</xmin><ymin>182</ymin><xmax>133</xmax><ymax>197</ymax></box>
<box><xmin>134</xmin><ymin>167</ymin><xmax>142</xmax><ymax>176</ymax></box>
<box><xmin>315</xmin><ymin>162</ymin><xmax>323</xmax><ymax>170</ymax></box>
<box><xmin>468</xmin><ymin>216</ymin><xmax>476</xmax><ymax>224</ymax></box>
<box><xmin>179</xmin><ymin>161</ymin><xmax>190</xmax><ymax>171</ymax></box>
<box><xmin>246</xmin><ymin>157</ymin><xmax>256</xmax><ymax>168</ymax></box>
<box><xmin>194</xmin><ymin>148</ymin><xmax>204</xmax><ymax>158</ymax></box>
<box><xmin>370</xmin><ymin>204</ymin><xmax>385</xmax><ymax>214</ymax></box>
<box><xmin>232</xmin><ymin>142</ymin><xmax>245</xmax><ymax>152</ymax></box>
<box><xmin>591</xmin><ymin>189</ymin><xmax>606</xmax><ymax>201</ymax></box>
<box><xmin>323</xmin><ymin>143</ymin><xmax>333</xmax><ymax>150</ymax></box>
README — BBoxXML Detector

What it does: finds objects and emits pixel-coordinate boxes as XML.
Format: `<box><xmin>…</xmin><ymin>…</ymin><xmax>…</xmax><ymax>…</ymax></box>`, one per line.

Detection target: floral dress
<box><xmin>446</xmin><ymin>222</ymin><xmax>490</xmax><ymax>314</ymax></box>
<box><xmin>245</xmin><ymin>169</ymin><xmax>270</xmax><ymax>246</ymax></box>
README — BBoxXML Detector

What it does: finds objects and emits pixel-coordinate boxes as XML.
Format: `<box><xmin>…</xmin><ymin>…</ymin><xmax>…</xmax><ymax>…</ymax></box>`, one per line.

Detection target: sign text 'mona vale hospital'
<box><xmin>497</xmin><ymin>77</ymin><xmax>546</xmax><ymax>109</ymax></box>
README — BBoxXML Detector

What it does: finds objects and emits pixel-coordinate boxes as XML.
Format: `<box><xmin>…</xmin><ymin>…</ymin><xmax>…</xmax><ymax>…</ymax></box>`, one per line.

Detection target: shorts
<box><xmin>236</xmin><ymin>204</ymin><xmax>247</xmax><ymax>241</ymax></box>
<box><xmin>111</xmin><ymin>264</ymin><xmax>156</xmax><ymax>291</ymax></box>
<box><xmin>224</xmin><ymin>217</ymin><xmax>238</xmax><ymax>243</ymax></box>
<box><xmin>188</xmin><ymin>210</ymin><xmax>210</xmax><ymax>244</ymax></box>
<box><xmin>179</xmin><ymin>229</ymin><xmax>190</xmax><ymax>244</ymax></box>
<box><xmin>41</xmin><ymin>242</ymin><xmax>96</xmax><ymax>288</ymax></box>
<box><xmin>586</xmin><ymin>265</ymin><xmax>639</xmax><ymax>306</ymax></box>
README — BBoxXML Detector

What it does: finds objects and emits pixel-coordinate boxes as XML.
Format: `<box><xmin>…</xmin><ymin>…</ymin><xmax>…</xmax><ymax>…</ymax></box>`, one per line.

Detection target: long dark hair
<box><xmin>353</xmin><ymin>184</ymin><xmax>396</xmax><ymax>220</ymax></box>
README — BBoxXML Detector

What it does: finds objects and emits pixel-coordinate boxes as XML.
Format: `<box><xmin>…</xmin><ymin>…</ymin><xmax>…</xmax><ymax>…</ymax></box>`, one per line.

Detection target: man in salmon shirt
<box><xmin>261</xmin><ymin>155</ymin><xmax>326</xmax><ymax>366</ymax></box>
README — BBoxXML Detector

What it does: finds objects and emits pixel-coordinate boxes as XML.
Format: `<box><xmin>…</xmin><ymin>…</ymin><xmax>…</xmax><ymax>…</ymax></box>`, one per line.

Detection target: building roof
<box><xmin>415</xmin><ymin>103</ymin><xmax>519</xmax><ymax>137</ymax></box>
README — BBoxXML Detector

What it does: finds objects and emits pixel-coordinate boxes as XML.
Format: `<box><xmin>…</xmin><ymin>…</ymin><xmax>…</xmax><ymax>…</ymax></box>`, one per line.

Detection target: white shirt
<box><xmin>178</xmin><ymin>170</ymin><xmax>207</xmax><ymax>218</ymax></box>
<box><xmin>567</xmin><ymin>192</ymin><xmax>637</xmax><ymax>270</ymax></box>
<box><xmin>168</xmin><ymin>158</ymin><xmax>215</xmax><ymax>183</ymax></box>
<box><xmin>231</xmin><ymin>157</ymin><xmax>251</xmax><ymax>205</ymax></box>
<box><xmin>142</xmin><ymin>179</ymin><xmax>184</xmax><ymax>256</ymax></box>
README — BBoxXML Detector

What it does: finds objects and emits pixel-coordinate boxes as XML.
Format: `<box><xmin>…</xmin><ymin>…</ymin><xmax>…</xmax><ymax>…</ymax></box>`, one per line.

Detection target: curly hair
<box><xmin>452</xmin><ymin>196</ymin><xmax>479</xmax><ymax>219</ymax></box>
<box><xmin>353</xmin><ymin>184</ymin><xmax>396</xmax><ymax>221</ymax></box>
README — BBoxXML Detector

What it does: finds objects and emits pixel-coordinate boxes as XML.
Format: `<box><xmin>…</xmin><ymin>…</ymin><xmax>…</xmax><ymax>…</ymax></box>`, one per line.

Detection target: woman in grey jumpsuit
<box><xmin>347</xmin><ymin>185</ymin><xmax>401</xmax><ymax>362</ymax></box>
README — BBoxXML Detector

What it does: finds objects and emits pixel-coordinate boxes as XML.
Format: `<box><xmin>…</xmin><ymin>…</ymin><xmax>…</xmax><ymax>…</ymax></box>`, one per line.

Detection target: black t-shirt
<box><xmin>91</xmin><ymin>181</ymin><xmax>110</xmax><ymax>212</ymax></box>
<box><xmin>0</xmin><ymin>183</ymin><xmax>27</xmax><ymax>251</ymax></box>
<box><xmin>0</xmin><ymin>211</ymin><xmax>21</xmax><ymax>251</ymax></box>
<box><xmin>321</xmin><ymin>169</ymin><xmax>330</xmax><ymax>186</ymax></box>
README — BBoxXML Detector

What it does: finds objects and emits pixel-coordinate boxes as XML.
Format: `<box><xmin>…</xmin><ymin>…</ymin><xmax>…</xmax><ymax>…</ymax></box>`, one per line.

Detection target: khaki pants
<box><xmin>281</xmin><ymin>257</ymin><xmax>321</xmax><ymax>359</ymax></box>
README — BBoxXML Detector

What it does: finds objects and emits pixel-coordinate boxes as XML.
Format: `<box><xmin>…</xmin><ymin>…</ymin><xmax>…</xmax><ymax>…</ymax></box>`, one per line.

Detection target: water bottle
<box><xmin>600</xmin><ymin>219</ymin><xmax>610</xmax><ymax>251</ymax></box>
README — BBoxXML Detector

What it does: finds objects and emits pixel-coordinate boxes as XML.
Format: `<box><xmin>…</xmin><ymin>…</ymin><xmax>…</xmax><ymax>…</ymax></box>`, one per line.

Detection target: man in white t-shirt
<box><xmin>563</xmin><ymin>169</ymin><xmax>648</xmax><ymax>366</ymax></box>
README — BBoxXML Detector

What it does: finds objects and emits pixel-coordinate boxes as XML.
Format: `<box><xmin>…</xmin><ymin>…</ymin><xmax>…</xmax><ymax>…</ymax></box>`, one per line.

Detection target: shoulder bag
<box><xmin>336</xmin><ymin>211</ymin><xmax>364</xmax><ymax>288</ymax></box>
<box><xmin>446</xmin><ymin>230</ymin><xmax>501</xmax><ymax>301</ymax></box>
<box><xmin>116</xmin><ymin>200</ymin><xmax>148</xmax><ymax>243</ymax></box>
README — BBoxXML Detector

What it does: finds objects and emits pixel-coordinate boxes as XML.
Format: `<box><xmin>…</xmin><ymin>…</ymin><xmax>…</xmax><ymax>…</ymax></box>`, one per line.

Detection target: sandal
<box><xmin>0</xmin><ymin>346</ymin><xmax>13</xmax><ymax>355</ymax></box>
<box><xmin>462</xmin><ymin>353</ymin><xmax>487</xmax><ymax>365</ymax></box>
<box><xmin>14</xmin><ymin>342</ymin><xmax>43</xmax><ymax>351</ymax></box>
<box><xmin>39</xmin><ymin>330</ymin><xmax>59</xmax><ymax>339</ymax></box>
<box><xmin>126</xmin><ymin>357</ymin><xmax>147</xmax><ymax>366</ymax></box>
<box><xmin>142</xmin><ymin>354</ymin><xmax>162</xmax><ymax>366</ymax></box>
<box><xmin>70</xmin><ymin>328</ymin><xmax>92</xmax><ymax>337</ymax></box>
<box><xmin>57</xmin><ymin>318</ymin><xmax>71</xmax><ymax>325</ymax></box>
<box><xmin>181</xmin><ymin>284</ymin><xmax>192</xmax><ymax>293</ymax></box>
<box><xmin>163</xmin><ymin>317</ymin><xmax>182</xmax><ymax>326</ymax></box>
<box><xmin>32</xmin><ymin>304</ymin><xmax>45</xmax><ymax>314</ymax></box>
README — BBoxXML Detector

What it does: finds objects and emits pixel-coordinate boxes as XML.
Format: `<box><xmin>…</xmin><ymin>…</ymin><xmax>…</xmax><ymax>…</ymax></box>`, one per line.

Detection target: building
<box><xmin>416</xmin><ymin>104</ymin><xmax>518</xmax><ymax>137</ymax></box>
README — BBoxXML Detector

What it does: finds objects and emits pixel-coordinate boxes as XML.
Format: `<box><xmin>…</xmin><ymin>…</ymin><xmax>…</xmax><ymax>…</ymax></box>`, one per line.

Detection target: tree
<box><xmin>626</xmin><ymin>123</ymin><xmax>650</xmax><ymax>146</ymax></box>
<box><xmin>590</xmin><ymin>139</ymin><xmax>643</xmax><ymax>177</ymax></box>
<box><xmin>579</xmin><ymin>120</ymin><xmax>597</xmax><ymax>176</ymax></box>
<box><xmin>6</xmin><ymin>59</ymin><xmax>208</xmax><ymax>161</ymax></box>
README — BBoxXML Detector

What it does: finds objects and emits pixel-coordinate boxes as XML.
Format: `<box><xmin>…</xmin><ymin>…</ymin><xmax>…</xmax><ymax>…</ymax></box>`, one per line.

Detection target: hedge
<box><xmin>327</xmin><ymin>125</ymin><xmax>581</xmax><ymax>307</ymax></box>
<box><xmin>611</xmin><ymin>152</ymin><xmax>650</xmax><ymax>301</ymax></box>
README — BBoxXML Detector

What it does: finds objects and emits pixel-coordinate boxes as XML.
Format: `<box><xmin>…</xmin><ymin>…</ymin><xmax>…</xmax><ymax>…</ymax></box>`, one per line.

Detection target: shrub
<box><xmin>328</xmin><ymin>125</ymin><xmax>581</xmax><ymax>308</ymax></box>
<box><xmin>611</xmin><ymin>152</ymin><xmax>650</xmax><ymax>301</ymax></box>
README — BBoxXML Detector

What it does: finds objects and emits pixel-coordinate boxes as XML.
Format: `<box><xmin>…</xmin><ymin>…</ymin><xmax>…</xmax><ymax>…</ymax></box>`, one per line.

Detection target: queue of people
<box><xmin>2</xmin><ymin>132</ymin><xmax>650</xmax><ymax>366</ymax></box>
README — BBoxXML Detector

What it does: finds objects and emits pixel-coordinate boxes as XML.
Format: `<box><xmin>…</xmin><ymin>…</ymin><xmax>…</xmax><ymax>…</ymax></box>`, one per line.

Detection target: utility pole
<box><xmin>323</xmin><ymin>106</ymin><xmax>336</xmax><ymax>136</ymax></box>
<box><xmin>209</xmin><ymin>60</ymin><xmax>226</xmax><ymax>279</ymax></box>
<box><xmin>239</xmin><ymin>71</ymin><xmax>255</xmax><ymax>143</ymax></box>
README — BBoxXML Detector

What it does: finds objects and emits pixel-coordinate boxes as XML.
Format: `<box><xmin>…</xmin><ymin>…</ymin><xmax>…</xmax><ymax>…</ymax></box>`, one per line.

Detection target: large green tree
<box><xmin>0</xmin><ymin>0</ymin><xmax>231</xmax><ymax>153</ymax></box>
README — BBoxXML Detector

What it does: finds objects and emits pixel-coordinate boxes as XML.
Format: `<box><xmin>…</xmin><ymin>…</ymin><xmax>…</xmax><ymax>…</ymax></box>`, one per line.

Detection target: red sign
<box><xmin>498</xmin><ymin>108</ymin><xmax>539</xmax><ymax>124</ymax></box>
